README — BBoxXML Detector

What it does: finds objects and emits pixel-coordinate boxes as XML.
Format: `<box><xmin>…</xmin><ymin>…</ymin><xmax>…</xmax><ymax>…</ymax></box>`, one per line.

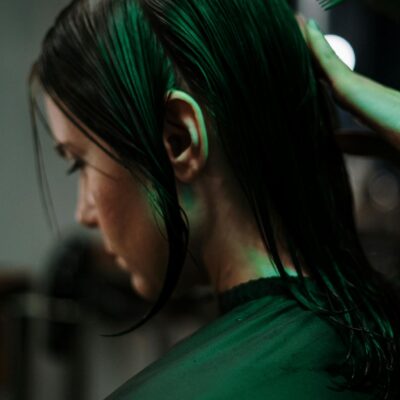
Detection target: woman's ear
<box><xmin>163</xmin><ymin>90</ymin><xmax>209</xmax><ymax>183</ymax></box>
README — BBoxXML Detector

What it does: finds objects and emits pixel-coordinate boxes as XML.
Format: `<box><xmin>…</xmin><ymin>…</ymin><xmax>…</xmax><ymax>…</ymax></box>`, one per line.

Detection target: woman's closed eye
<box><xmin>66</xmin><ymin>158</ymin><xmax>86</xmax><ymax>175</ymax></box>
<box><xmin>54</xmin><ymin>143</ymin><xmax>86</xmax><ymax>176</ymax></box>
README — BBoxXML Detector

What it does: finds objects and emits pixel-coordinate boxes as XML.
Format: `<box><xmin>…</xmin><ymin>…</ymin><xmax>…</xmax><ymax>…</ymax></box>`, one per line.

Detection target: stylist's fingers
<box><xmin>295</xmin><ymin>13</ymin><xmax>307</xmax><ymax>39</ymax></box>
<box><xmin>305</xmin><ymin>20</ymin><xmax>351</xmax><ymax>87</ymax></box>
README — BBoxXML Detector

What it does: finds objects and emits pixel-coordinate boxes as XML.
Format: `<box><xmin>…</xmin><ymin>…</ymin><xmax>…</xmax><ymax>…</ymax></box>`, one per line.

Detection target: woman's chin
<box><xmin>130</xmin><ymin>274</ymin><xmax>162</xmax><ymax>301</ymax></box>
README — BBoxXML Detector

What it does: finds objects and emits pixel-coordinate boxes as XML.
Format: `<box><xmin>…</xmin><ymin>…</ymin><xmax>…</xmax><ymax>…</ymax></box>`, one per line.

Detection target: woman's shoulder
<box><xmin>106</xmin><ymin>289</ymin><xmax>374</xmax><ymax>400</ymax></box>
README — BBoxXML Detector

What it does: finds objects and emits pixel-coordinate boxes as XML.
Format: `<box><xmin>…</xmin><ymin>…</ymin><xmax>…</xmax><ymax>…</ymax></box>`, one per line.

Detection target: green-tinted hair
<box><xmin>30</xmin><ymin>0</ymin><xmax>189</xmax><ymax>328</ymax></box>
<box><xmin>29</xmin><ymin>0</ymin><xmax>400</xmax><ymax>396</ymax></box>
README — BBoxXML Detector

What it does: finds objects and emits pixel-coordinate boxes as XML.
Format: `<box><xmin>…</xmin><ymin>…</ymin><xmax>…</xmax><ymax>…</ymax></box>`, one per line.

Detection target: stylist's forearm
<box><xmin>338</xmin><ymin>73</ymin><xmax>400</xmax><ymax>150</ymax></box>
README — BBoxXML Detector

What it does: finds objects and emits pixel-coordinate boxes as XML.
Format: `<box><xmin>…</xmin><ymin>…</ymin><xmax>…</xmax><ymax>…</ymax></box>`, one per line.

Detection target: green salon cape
<box><xmin>106</xmin><ymin>278</ymin><xmax>374</xmax><ymax>400</ymax></box>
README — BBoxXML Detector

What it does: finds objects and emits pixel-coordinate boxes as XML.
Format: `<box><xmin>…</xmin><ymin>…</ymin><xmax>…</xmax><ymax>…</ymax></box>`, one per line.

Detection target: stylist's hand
<box><xmin>304</xmin><ymin>19</ymin><xmax>400</xmax><ymax>152</ymax></box>
<box><xmin>305</xmin><ymin>20</ymin><xmax>352</xmax><ymax>106</ymax></box>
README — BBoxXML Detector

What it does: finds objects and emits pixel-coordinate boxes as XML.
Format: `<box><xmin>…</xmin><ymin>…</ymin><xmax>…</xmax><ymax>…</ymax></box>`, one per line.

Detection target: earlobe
<box><xmin>163</xmin><ymin>90</ymin><xmax>209</xmax><ymax>183</ymax></box>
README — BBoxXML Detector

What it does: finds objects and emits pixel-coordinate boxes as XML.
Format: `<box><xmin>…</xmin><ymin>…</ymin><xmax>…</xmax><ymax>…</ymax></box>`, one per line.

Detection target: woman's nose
<box><xmin>75</xmin><ymin>189</ymin><xmax>98</xmax><ymax>229</ymax></box>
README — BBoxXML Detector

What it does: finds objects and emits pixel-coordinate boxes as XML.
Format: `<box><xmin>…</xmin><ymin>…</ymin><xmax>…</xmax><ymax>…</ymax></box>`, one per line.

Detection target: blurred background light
<box><xmin>367</xmin><ymin>170</ymin><xmax>400</xmax><ymax>213</ymax></box>
<box><xmin>325</xmin><ymin>34</ymin><xmax>357</xmax><ymax>70</ymax></box>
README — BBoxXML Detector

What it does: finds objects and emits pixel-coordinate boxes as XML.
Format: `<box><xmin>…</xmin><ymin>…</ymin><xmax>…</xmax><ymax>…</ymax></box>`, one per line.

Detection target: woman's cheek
<box><xmin>93</xmin><ymin>185</ymin><xmax>123</xmax><ymax>247</ymax></box>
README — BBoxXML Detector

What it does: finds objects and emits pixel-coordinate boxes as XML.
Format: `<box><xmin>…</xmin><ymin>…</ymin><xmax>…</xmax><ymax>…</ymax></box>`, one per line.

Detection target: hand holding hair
<box><xmin>305</xmin><ymin>19</ymin><xmax>400</xmax><ymax>153</ymax></box>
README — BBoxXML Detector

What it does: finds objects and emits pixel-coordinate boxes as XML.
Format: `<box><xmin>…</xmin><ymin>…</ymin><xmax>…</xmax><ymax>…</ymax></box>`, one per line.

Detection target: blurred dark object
<box><xmin>318</xmin><ymin>0</ymin><xmax>400</xmax><ymax>19</ymax></box>
<box><xmin>0</xmin><ymin>271</ymin><xmax>30</xmax><ymax>298</ymax></box>
<box><xmin>336</xmin><ymin>127</ymin><xmax>400</xmax><ymax>283</ymax></box>
<box><xmin>355</xmin><ymin>160</ymin><xmax>400</xmax><ymax>283</ymax></box>
<box><xmin>0</xmin><ymin>270</ymin><xmax>31</xmax><ymax>400</ymax></box>
<box><xmin>366</xmin><ymin>0</ymin><xmax>400</xmax><ymax>20</ymax></box>
<box><xmin>0</xmin><ymin>232</ymin><xmax>215</xmax><ymax>400</ymax></box>
<box><xmin>336</xmin><ymin>130</ymin><xmax>400</xmax><ymax>168</ymax></box>
<box><xmin>361</xmin><ymin>231</ymin><xmax>400</xmax><ymax>280</ymax></box>
<box><xmin>0</xmin><ymin>234</ymin><xmax>149</xmax><ymax>400</ymax></box>
<box><xmin>43</xmin><ymin>235</ymin><xmax>147</xmax><ymax>356</ymax></box>
<box><xmin>41</xmin><ymin>234</ymin><xmax>149</xmax><ymax>400</ymax></box>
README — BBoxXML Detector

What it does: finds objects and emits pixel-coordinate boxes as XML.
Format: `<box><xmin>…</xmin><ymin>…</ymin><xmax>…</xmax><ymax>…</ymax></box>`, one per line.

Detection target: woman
<box><xmin>29</xmin><ymin>0</ymin><xmax>399</xmax><ymax>398</ymax></box>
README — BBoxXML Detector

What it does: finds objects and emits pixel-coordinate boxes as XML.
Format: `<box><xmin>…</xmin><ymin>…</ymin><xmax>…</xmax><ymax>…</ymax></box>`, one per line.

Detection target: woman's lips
<box><xmin>115</xmin><ymin>256</ymin><xmax>129</xmax><ymax>270</ymax></box>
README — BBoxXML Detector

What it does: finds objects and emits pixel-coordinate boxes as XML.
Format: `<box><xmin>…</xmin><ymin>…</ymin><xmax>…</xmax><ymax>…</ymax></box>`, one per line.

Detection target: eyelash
<box><xmin>67</xmin><ymin>159</ymin><xmax>85</xmax><ymax>175</ymax></box>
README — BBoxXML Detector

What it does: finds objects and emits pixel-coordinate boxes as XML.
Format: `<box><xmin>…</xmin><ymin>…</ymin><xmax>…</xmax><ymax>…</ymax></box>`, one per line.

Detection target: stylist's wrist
<box><xmin>330</xmin><ymin>67</ymin><xmax>360</xmax><ymax>109</ymax></box>
<box><xmin>305</xmin><ymin>19</ymin><xmax>357</xmax><ymax>108</ymax></box>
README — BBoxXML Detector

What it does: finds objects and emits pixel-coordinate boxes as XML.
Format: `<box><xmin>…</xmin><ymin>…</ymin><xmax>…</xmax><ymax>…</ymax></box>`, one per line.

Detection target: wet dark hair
<box><xmin>29</xmin><ymin>0</ymin><xmax>400</xmax><ymax>396</ymax></box>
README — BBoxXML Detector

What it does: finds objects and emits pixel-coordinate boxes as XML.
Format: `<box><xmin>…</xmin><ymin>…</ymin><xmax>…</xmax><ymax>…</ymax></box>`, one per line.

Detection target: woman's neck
<box><xmin>180</xmin><ymin>139</ymin><xmax>298</xmax><ymax>293</ymax></box>
<box><xmin>191</xmin><ymin>184</ymin><xmax>297</xmax><ymax>293</ymax></box>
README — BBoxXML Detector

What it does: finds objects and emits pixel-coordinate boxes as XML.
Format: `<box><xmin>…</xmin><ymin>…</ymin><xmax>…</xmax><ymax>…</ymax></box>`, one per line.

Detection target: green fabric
<box><xmin>106</xmin><ymin>279</ymin><xmax>374</xmax><ymax>399</ymax></box>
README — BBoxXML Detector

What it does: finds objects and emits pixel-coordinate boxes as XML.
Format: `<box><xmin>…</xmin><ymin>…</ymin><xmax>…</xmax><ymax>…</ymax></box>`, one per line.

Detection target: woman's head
<box><xmin>44</xmin><ymin>79</ymin><xmax>214</xmax><ymax>299</ymax></box>
<box><xmin>32</xmin><ymin>0</ymin><xmax>203</xmax><ymax>304</ymax></box>
<box><xmin>33</xmin><ymin>0</ymin><xmax>311</xmax><ymax>299</ymax></box>
<box><xmin>33</xmin><ymin>0</ymin><xmax>313</xmax><ymax>287</ymax></box>
<box><xmin>45</xmin><ymin>94</ymin><xmax>172</xmax><ymax>299</ymax></box>
<box><xmin>30</xmin><ymin>0</ymin><xmax>399</xmax><ymax>393</ymax></box>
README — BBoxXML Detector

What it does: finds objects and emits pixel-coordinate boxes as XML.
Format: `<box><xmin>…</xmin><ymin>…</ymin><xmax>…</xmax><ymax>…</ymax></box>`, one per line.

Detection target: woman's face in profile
<box><xmin>45</xmin><ymin>96</ymin><xmax>169</xmax><ymax>299</ymax></box>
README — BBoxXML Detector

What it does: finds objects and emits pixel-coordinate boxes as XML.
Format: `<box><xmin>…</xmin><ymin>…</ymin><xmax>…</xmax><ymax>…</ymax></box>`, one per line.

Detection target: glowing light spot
<box><xmin>325</xmin><ymin>34</ymin><xmax>356</xmax><ymax>70</ymax></box>
<box><xmin>368</xmin><ymin>171</ymin><xmax>400</xmax><ymax>213</ymax></box>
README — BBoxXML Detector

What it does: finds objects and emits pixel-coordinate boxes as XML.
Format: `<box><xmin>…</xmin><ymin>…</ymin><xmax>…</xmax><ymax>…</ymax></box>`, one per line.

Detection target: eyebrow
<box><xmin>54</xmin><ymin>142</ymin><xmax>82</xmax><ymax>159</ymax></box>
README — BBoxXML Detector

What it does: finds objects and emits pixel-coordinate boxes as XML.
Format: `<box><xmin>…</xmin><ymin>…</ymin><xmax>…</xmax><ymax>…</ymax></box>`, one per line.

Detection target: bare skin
<box><xmin>46</xmin><ymin>92</ymin><xmax>296</xmax><ymax>300</ymax></box>
<box><xmin>304</xmin><ymin>19</ymin><xmax>400</xmax><ymax>151</ymax></box>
